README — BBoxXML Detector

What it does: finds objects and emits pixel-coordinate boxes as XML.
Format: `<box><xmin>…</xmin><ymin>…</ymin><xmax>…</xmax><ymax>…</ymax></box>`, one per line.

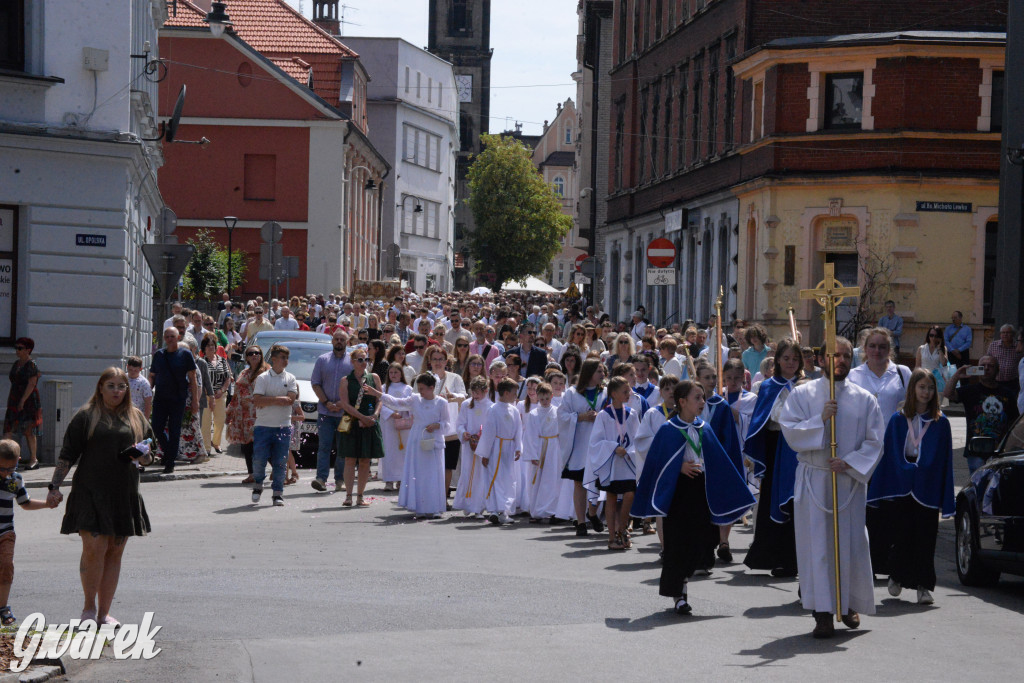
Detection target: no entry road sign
<box><xmin>647</xmin><ymin>238</ymin><xmax>676</xmax><ymax>268</ymax></box>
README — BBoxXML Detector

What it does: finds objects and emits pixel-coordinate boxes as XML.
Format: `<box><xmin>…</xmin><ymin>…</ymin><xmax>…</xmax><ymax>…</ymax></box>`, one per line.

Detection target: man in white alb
<box><xmin>779</xmin><ymin>337</ymin><xmax>884</xmax><ymax>639</ymax></box>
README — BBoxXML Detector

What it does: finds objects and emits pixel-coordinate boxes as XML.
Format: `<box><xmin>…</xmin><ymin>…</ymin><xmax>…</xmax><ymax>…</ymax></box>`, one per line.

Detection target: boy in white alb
<box><xmin>525</xmin><ymin>384</ymin><xmax>561</xmax><ymax>521</ymax></box>
<box><xmin>477</xmin><ymin>378</ymin><xmax>523</xmax><ymax>525</ymax></box>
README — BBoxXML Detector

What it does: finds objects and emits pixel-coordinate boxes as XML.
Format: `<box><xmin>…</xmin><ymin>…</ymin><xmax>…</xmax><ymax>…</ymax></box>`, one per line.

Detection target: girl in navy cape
<box><xmin>868</xmin><ymin>369</ymin><xmax>954</xmax><ymax>605</ymax></box>
<box><xmin>632</xmin><ymin>381</ymin><xmax>755</xmax><ymax>615</ymax></box>
<box><xmin>742</xmin><ymin>339</ymin><xmax>803</xmax><ymax>576</ymax></box>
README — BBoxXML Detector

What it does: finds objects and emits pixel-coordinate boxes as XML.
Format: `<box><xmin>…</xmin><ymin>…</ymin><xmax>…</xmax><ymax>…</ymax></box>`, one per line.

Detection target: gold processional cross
<box><xmin>799</xmin><ymin>262</ymin><xmax>861</xmax><ymax>622</ymax></box>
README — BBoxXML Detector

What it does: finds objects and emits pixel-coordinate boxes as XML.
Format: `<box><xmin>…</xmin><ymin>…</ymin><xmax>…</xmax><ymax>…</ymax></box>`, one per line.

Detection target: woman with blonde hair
<box><xmin>48</xmin><ymin>368</ymin><xmax>155</xmax><ymax>627</ymax></box>
<box><xmin>605</xmin><ymin>333</ymin><xmax>636</xmax><ymax>373</ymax></box>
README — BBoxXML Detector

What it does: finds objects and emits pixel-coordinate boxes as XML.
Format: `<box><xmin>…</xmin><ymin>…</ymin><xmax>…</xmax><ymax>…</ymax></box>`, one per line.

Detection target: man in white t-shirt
<box><xmin>251</xmin><ymin>344</ymin><xmax>298</xmax><ymax>506</ymax></box>
<box><xmin>274</xmin><ymin>306</ymin><xmax>300</xmax><ymax>331</ymax></box>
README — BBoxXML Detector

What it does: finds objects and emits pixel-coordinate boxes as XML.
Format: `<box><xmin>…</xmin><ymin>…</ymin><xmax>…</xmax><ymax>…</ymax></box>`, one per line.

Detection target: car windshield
<box><xmin>280</xmin><ymin>347</ymin><xmax>324</xmax><ymax>381</ymax></box>
<box><xmin>1001</xmin><ymin>413</ymin><xmax>1024</xmax><ymax>452</ymax></box>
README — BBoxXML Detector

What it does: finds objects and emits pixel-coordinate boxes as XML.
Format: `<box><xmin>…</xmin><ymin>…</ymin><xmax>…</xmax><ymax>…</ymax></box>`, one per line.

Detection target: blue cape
<box><xmin>705</xmin><ymin>394</ymin><xmax>744</xmax><ymax>474</ymax></box>
<box><xmin>743</xmin><ymin>377</ymin><xmax>792</xmax><ymax>479</ymax></box>
<box><xmin>867</xmin><ymin>412</ymin><xmax>956</xmax><ymax>517</ymax></box>
<box><xmin>631</xmin><ymin>416</ymin><xmax>755</xmax><ymax>525</ymax></box>
<box><xmin>633</xmin><ymin>382</ymin><xmax>657</xmax><ymax>401</ymax></box>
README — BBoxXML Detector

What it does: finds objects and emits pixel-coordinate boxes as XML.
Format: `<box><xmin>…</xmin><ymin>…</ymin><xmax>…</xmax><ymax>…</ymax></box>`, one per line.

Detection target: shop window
<box><xmin>0</xmin><ymin>205</ymin><xmax>18</xmax><ymax>342</ymax></box>
<box><xmin>824</xmin><ymin>72</ymin><xmax>864</xmax><ymax>130</ymax></box>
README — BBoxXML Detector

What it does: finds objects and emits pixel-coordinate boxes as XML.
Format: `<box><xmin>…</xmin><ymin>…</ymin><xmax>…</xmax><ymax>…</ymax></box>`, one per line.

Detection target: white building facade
<box><xmin>343</xmin><ymin>37</ymin><xmax>458</xmax><ymax>293</ymax></box>
<box><xmin>1</xmin><ymin>0</ymin><xmax>167</xmax><ymax>411</ymax></box>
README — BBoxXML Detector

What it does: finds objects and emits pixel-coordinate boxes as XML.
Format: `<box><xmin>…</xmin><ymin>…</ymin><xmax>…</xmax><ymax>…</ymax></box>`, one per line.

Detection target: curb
<box><xmin>0</xmin><ymin>661</ymin><xmax>61</xmax><ymax>683</ymax></box>
<box><xmin>23</xmin><ymin>470</ymin><xmax>248</xmax><ymax>489</ymax></box>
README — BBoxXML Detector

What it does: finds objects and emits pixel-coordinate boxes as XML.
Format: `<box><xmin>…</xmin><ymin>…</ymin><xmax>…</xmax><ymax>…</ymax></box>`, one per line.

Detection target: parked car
<box><xmin>955</xmin><ymin>414</ymin><xmax>1024</xmax><ymax>586</ymax></box>
<box><xmin>249</xmin><ymin>330</ymin><xmax>331</xmax><ymax>349</ymax></box>
<box><xmin>262</xmin><ymin>340</ymin><xmax>337</xmax><ymax>470</ymax></box>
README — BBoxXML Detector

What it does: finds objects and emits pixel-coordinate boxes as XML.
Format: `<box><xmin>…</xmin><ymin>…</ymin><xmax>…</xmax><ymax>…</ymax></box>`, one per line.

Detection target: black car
<box><xmin>955</xmin><ymin>414</ymin><xmax>1024</xmax><ymax>586</ymax></box>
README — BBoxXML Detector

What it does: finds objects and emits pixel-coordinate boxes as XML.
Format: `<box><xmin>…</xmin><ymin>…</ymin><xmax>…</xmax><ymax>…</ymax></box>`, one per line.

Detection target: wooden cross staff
<box><xmin>799</xmin><ymin>262</ymin><xmax>860</xmax><ymax>622</ymax></box>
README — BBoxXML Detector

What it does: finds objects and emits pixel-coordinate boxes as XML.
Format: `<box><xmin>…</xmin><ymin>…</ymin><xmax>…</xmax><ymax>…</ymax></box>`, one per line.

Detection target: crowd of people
<box><xmin>3</xmin><ymin>288</ymin><xmax>1022</xmax><ymax>637</ymax></box>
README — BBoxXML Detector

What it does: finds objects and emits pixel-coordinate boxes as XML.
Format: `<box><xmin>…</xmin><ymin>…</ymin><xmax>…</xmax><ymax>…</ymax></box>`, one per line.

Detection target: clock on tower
<box><xmin>455</xmin><ymin>74</ymin><xmax>473</xmax><ymax>103</ymax></box>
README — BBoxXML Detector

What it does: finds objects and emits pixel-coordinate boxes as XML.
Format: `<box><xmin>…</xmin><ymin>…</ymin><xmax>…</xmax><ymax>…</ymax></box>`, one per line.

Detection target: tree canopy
<box><xmin>466</xmin><ymin>134</ymin><xmax>572</xmax><ymax>291</ymax></box>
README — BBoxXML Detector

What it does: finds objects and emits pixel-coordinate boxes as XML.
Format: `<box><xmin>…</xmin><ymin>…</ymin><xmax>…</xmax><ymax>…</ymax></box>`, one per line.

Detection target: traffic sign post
<box><xmin>142</xmin><ymin>243</ymin><xmax>194</xmax><ymax>323</ymax></box>
<box><xmin>646</xmin><ymin>238</ymin><xmax>676</xmax><ymax>268</ymax></box>
<box><xmin>646</xmin><ymin>268</ymin><xmax>676</xmax><ymax>286</ymax></box>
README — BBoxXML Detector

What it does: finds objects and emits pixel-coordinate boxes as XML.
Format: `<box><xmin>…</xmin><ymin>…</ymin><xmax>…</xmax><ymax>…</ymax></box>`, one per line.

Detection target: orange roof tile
<box><xmin>165</xmin><ymin>0</ymin><xmax>357</xmax><ymax>104</ymax></box>
<box><xmin>165</xmin><ymin>0</ymin><xmax>358</xmax><ymax>57</ymax></box>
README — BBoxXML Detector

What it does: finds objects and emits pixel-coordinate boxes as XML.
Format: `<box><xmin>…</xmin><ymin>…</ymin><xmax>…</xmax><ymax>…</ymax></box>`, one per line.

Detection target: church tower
<box><xmin>427</xmin><ymin>0</ymin><xmax>492</xmax><ymax>289</ymax></box>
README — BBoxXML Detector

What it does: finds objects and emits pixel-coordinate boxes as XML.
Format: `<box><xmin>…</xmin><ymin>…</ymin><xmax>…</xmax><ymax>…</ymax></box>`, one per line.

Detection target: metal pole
<box><xmin>227</xmin><ymin>228</ymin><xmax>233</xmax><ymax>300</ymax></box>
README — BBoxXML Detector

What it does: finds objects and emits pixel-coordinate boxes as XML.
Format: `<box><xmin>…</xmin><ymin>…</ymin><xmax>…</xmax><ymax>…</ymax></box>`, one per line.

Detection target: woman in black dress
<box><xmin>47</xmin><ymin>367</ymin><xmax>154</xmax><ymax>627</ymax></box>
<box><xmin>336</xmin><ymin>347</ymin><xmax>384</xmax><ymax>506</ymax></box>
<box><xmin>3</xmin><ymin>337</ymin><xmax>42</xmax><ymax>469</ymax></box>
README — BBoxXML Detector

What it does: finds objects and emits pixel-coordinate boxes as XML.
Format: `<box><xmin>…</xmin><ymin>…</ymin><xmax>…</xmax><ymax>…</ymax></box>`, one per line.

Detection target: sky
<box><xmin>283</xmin><ymin>0</ymin><xmax>579</xmax><ymax>136</ymax></box>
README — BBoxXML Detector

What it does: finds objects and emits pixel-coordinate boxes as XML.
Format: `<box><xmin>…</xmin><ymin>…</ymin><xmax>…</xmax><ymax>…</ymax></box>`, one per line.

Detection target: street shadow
<box><xmin>563</xmin><ymin>547</ymin><xmax>617</xmax><ymax>559</ymax></box>
<box><xmin>714</xmin><ymin>568</ymin><xmax>798</xmax><ymax>591</ymax></box>
<box><xmin>199</xmin><ymin>481</ymin><xmax>251</xmax><ymax>488</ymax></box>
<box><xmin>605</xmin><ymin>561</ymin><xmax>659</xmax><ymax>572</ymax></box>
<box><xmin>605</xmin><ymin>612</ymin><xmax>728</xmax><ymax>632</ymax></box>
<box><xmin>873</xmin><ymin>597</ymin><xmax>938</xmax><ymax>616</ymax></box>
<box><xmin>212</xmin><ymin>504</ymin><xmax>265</xmax><ymax>515</ymax></box>
<box><xmin>300</xmin><ymin>506</ymin><xmax>357</xmax><ymax>513</ymax></box>
<box><xmin>734</xmin><ymin>629</ymin><xmax>868</xmax><ymax>666</ymax></box>
<box><xmin>742</xmin><ymin>600</ymin><xmax>804</xmax><ymax>619</ymax></box>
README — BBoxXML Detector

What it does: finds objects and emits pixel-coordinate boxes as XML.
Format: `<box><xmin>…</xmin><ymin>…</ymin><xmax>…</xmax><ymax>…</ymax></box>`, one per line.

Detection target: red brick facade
<box><xmin>606</xmin><ymin>0</ymin><xmax>1006</xmax><ymax>224</ymax></box>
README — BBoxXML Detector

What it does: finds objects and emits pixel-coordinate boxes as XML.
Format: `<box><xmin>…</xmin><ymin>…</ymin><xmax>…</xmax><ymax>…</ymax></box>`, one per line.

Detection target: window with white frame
<box><xmin>403</xmin><ymin>124</ymin><xmax>443</xmax><ymax>172</ymax></box>
<box><xmin>824</xmin><ymin>72</ymin><xmax>864</xmax><ymax>130</ymax></box>
<box><xmin>564</xmin><ymin>125</ymin><xmax>572</xmax><ymax>145</ymax></box>
<box><xmin>401</xmin><ymin>196</ymin><xmax>442</xmax><ymax>238</ymax></box>
<box><xmin>553</xmin><ymin>176</ymin><xmax>565</xmax><ymax>197</ymax></box>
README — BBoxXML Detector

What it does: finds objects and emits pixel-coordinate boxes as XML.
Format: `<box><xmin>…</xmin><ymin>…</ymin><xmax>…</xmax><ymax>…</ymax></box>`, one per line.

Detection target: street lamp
<box><xmin>204</xmin><ymin>2</ymin><xmax>234</xmax><ymax>38</ymax></box>
<box><xmin>223</xmin><ymin>216</ymin><xmax>237</xmax><ymax>299</ymax></box>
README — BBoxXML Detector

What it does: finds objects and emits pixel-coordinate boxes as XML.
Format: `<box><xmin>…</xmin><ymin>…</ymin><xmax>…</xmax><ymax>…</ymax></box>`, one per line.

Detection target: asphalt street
<box><xmin>9</xmin><ymin>415</ymin><xmax>1024</xmax><ymax>682</ymax></box>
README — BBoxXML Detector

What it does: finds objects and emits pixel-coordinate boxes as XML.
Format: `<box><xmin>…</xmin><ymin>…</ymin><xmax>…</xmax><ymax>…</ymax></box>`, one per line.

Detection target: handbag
<box><xmin>420</xmin><ymin>437</ymin><xmax>436</xmax><ymax>451</ymax></box>
<box><xmin>337</xmin><ymin>377</ymin><xmax>368</xmax><ymax>434</ymax></box>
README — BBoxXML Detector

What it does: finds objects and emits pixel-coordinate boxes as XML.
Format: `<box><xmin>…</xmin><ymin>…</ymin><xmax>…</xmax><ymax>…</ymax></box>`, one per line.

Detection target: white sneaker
<box><xmin>499</xmin><ymin>512</ymin><xmax>514</xmax><ymax>525</ymax></box>
<box><xmin>273</xmin><ymin>495</ymin><xmax>284</xmax><ymax>507</ymax></box>
<box><xmin>887</xmin><ymin>577</ymin><xmax>901</xmax><ymax>597</ymax></box>
<box><xmin>917</xmin><ymin>589</ymin><xmax>934</xmax><ymax>605</ymax></box>
<box><xmin>251</xmin><ymin>489</ymin><xmax>262</xmax><ymax>503</ymax></box>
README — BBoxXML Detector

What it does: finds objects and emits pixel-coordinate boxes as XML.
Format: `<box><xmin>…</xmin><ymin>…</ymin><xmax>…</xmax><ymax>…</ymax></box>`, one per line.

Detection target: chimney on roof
<box><xmin>313</xmin><ymin>0</ymin><xmax>341</xmax><ymax>36</ymax></box>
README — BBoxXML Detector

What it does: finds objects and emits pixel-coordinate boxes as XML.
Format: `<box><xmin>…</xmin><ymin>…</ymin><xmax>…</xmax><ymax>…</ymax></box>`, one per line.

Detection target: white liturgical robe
<box><xmin>779</xmin><ymin>378</ymin><xmax>885</xmax><ymax>616</ymax></box>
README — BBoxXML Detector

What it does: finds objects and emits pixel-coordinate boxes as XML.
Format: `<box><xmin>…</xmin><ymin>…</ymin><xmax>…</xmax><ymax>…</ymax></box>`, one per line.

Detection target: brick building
<box><xmin>602</xmin><ymin>0</ymin><xmax>1005</xmax><ymax>344</ymax></box>
<box><xmin>159</xmin><ymin>0</ymin><xmax>388</xmax><ymax>298</ymax></box>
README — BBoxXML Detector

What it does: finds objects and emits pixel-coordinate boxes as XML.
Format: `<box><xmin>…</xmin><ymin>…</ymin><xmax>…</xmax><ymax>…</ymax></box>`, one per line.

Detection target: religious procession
<box><xmin>26</xmin><ymin>273</ymin><xmax>1009</xmax><ymax>649</ymax></box>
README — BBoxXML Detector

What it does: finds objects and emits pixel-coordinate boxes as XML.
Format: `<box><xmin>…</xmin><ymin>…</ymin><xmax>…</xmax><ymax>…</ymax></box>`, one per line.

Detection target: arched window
<box><xmin>553</xmin><ymin>176</ymin><xmax>565</xmax><ymax>197</ymax></box>
<box><xmin>565</xmin><ymin>126</ymin><xmax>573</xmax><ymax>145</ymax></box>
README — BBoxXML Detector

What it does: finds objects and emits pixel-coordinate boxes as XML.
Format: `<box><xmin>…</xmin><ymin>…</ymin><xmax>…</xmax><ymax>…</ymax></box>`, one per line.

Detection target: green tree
<box><xmin>182</xmin><ymin>228</ymin><xmax>248</xmax><ymax>301</ymax></box>
<box><xmin>466</xmin><ymin>134</ymin><xmax>572</xmax><ymax>291</ymax></box>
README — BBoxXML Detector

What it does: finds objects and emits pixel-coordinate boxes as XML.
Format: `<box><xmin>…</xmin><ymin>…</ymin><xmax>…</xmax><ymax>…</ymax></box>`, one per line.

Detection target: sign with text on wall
<box><xmin>916</xmin><ymin>201</ymin><xmax>972</xmax><ymax>213</ymax></box>
<box><xmin>647</xmin><ymin>268</ymin><xmax>676</xmax><ymax>286</ymax></box>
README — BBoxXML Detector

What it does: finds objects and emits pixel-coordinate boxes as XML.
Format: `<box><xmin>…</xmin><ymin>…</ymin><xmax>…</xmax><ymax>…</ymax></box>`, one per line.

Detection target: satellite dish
<box><xmin>165</xmin><ymin>85</ymin><xmax>186</xmax><ymax>143</ymax></box>
<box><xmin>143</xmin><ymin>84</ymin><xmax>210</xmax><ymax>145</ymax></box>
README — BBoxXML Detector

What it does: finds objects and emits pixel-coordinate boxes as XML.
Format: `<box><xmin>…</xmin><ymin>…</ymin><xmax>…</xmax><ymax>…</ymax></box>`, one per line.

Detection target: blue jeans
<box><xmin>966</xmin><ymin>456</ymin><xmax>986</xmax><ymax>475</ymax></box>
<box><xmin>315</xmin><ymin>414</ymin><xmax>343</xmax><ymax>483</ymax></box>
<box><xmin>253</xmin><ymin>426</ymin><xmax>290</xmax><ymax>494</ymax></box>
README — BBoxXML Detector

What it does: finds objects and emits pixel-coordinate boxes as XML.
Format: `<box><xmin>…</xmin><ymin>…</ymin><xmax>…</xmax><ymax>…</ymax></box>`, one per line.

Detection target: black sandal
<box><xmin>1</xmin><ymin>606</ymin><xmax>15</xmax><ymax>626</ymax></box>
